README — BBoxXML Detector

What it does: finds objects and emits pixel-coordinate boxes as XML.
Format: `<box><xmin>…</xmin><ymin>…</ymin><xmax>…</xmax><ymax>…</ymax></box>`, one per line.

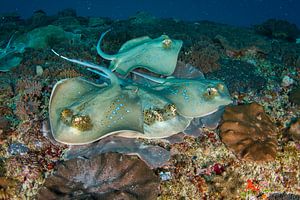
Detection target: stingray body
<box><xmin>49</xmin><ymin>28</ymin><xmax>231</xmax><ymax>145</ymax></box>
<box><xmin>49</xmin><ymin>77</ymin><xmax>145</xmax><ymax>145</ymax></box>
<box><xmin>0</xmin><ymin>33</ymin><xmax>24</xmax><ymax>72</ymax></box>
<box><xmin>128</xmin><ymin>84</ymin><xmax>192</xmax><ymax>138</ymax></box>
<box><xmin>154</xmin><ymin>78</ymin><xmax>232</xmax><ymax>118</ymax></box>
<box><xmin>49</xmin><ymin>52</ymin><xmax>192</xmax><ymax>144</ymax></box>
<box><xmin>97</xmin><ymin>30</ymin><xmax>183</xmax><ymax>76</ymax></box>
<box><xmin>132</xmin><ymin>71</ymin><xmax>232</xmax><ymax>118</ymax></box>
<box><xmin>49</xmin><ymin>77</ymin><xmax>192</xmax><ymax>144</ymax></box>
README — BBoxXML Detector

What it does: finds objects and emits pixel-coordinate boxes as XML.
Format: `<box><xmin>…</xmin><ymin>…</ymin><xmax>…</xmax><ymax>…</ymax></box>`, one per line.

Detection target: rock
<box><xmin>37</xmin><ymin>152</ymin><xmax>160</xmax><ymax>200</ymax></box>
<box><xmin>88</xmin><ymin>17</ymin><xmax>107</xmax><ymax>27</ymax></box>
<box><xmin>206</xmin><ymin>59</ymin><xmax>266</xmax><ymax>93</ymax></box>
<box><xmin>0</xmin><ymin>116</ymin><xmax>10</xmax><ymax>132</ymax></box>
<box><xmin>254</xmin><ymin>19</ymin><xmax>300</xmax><ymax>42</ymax></box>
<box><xmin>35</xmin><ymin>65</ymin><xmax>43</xmax><ymax>76</ymax></box>
<box><xmin>219</xmin><ymin>103</ymin><xmax>278</xmax><ymax>161</ymax></box>
<box><xmin>129</xmin><ymin>12</ymin><xmax>157</xmax><ymax>25</ymax></box>
<box><xmin>27</xmin><ymin>10</ymin><xmax>50</xmax><ymax>29</ymax></box>
<box><xmin>7</xmin><ymin>143</ymin><xmax>29</xmax><ymax>155</ymax></box>
<box><xmin>268</xmin><ymin>192</ymin><xmax>300</xmax><ymax>200</ymax></box>
<box><xmin>15</xmin><ymin>25</ymin><xmax>81</xmax><ymax>49</ymax></box>
<box><xmin>52</xmin><ymin>16</ymin><xmax>81</xmax><ymax>28</ymax></box>
<box><xmin>281</xmin><ymin>75</ymin><xmax>294</xmax><ymax>87</ymax></box>
<box><xmin>289</xmin><ymin>87</ymin><xmax>300</xmax><ymax>105</ymax></box>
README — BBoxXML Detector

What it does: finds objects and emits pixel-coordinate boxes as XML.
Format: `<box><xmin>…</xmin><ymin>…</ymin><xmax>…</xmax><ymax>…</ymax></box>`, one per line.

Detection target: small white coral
<box><xmin>281</xmin><ymin>75</ymin><xmax>294</xmax><ymax>87</ymax></box>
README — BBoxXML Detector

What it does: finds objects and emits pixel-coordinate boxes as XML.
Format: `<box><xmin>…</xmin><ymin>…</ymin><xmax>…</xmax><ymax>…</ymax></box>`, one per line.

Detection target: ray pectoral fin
<box><xmin>49</xmin><ymin>78</ymin><xmax>144</xmax><ymax>145</ymax></box>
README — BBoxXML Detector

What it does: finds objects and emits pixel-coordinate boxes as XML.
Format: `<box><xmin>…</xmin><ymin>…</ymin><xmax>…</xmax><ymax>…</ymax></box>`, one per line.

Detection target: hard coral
<box><xmin>209</xmin><ymin>168</ymin><xmax>244</xmax><ymax>199</ymax></box>
<box><xmin>219</xmin><ymin>103</ymin><xmax>278</xmax><ymax>161</ymax></box>
<box><xmin>14</xmin><ymin>79</ymin><xmax>43</xmax><ymax>121</ymax></box>
<box><xmin>182</xmin><ymin>40</ymin><xmax>221</xmax><ymax>73</ymax></box>
<box><xmin>206</xmin><ymin>59</ymin><xmax>266</xmax><ymax>93</ymax></box>
<box><xmin>16</xmin><ymin>79</ymin><xmax>42</xmax><ymax>97</ymax></box>
<box><xmin>0</xmin><ymin>177</ymin><xmax>18</xmax><ymax>200</ymax></box>
<box><xmin>15</xmin><ymin>97</ymin><xmax>41</xmax><ymax>121</ymax></box>
<box><xmin>55</xmin><ymin>68</ymin><xmax>83</xmax><ymax>79</ymax></box>
<box><xmin>6</xmin><ymin>152</ymin><xmax>43</xmax><ymax>182</ymax></box>
<box><xmin>0</xmin><ymin>81</ymin><xmax>14</xmax><ymax>105</ymax></box>
<box><xmin>37</xmin><ymin>152</ymin><xmax>160</xmax><ymax>200</ymax></box>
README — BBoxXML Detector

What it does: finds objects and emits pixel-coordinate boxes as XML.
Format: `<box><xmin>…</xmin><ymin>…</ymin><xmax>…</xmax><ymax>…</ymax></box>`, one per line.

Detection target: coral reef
<box><xmin>254</xmin><ymin>19</ymin><xmax>300</xmax><ymax>41</ymax></box>
<box><xmin>14</xmin><ymin>25</ymin><xmax>81</xmax><ymax>50</ymax></box>
<box><xmin>0</xmin><ymin>9</ymin><xmax>299</xmax><ymax>199</ymax></box>
<box><xmin>206</xmin><ymin>59</ymin><xmax>267</xmax><ymax>93</ymax></box>
<box><xmin>180</xmin><ymin>38</ymin><xmax>221</xmax><ymax>73</ymax></box>
<box><xmin>219</xmin><ymin>103</ymin><xmax>278</xmax><ymax>161</ymax></box>
<box><xmin>14</xmin><ymin>79</ymin><xmax>43</xmax><ymax>121</ymax></box>
<box><xmin>37</xmin><ymin>152</ymin><xmax>160</xmax><ymax>200</ymax></box>
<box><xmin>208</xmin><ymin>167</ymin><xmax>244</xmax><ymax>199</ymax></box>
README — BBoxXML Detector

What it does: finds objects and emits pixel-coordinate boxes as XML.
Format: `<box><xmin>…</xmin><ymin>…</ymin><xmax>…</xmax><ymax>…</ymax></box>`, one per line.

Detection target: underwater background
<box><xmin>1</xmin><ymin>0</ymin><xmax>300</xmax><ymax>26</ymax></box>
<box><xmin>0</xmin><ymin>0</ymin><xmax>300</xmax><ymax>199</ymax></box>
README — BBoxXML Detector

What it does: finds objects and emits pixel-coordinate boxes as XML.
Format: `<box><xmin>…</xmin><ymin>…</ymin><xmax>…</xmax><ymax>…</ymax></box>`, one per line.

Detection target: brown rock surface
<box><xmin>0</xmin><ymin>117</ymin><xmax>9</xmax><ymax>132</ymax></box>
<box><xmin>37</xmin><ymin>152</ymin><xmax>160</xmax><ymax>200</ymax></box>
<box><xmin>289</xmin><ymin>87</ymin><xmax>300</xmax><ymax>105</ymax></box>
<box><xmin>288</xmin><ymin>118</ymin><xmax>300</xmax><ymax>141</ymax></box>
<box><xmin>219</xmin><ymin>103</ymin><xmax>278</xmax><ymax>161</ymax></box>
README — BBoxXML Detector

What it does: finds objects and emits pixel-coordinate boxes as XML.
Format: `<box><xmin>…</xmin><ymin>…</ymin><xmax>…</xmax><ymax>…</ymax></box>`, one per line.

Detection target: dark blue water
<box><xmin>0</xmin><ymin>0</ymin><xmax>299</xmax><ymax>27</ymax></box>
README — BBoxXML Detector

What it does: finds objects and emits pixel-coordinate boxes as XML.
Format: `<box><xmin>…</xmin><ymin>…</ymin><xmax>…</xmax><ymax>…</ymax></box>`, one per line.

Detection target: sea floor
<box><xmin>0</xmin><ymin>10</ymin><xmax>299</xmax><ymax>199</ymax></box>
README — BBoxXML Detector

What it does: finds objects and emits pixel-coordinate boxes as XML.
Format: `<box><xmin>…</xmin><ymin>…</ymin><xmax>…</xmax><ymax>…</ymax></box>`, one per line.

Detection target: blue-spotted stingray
<box><xmin>97</xmin><ymin>30</ymin><xmax>183</xmax><ymax>76</ymax></box>
<box><xmin>132</xmin><ymin>71</ymin><xmax>232</xmax><ymax>118</ymax></box>
<box><xmin>0</xmin><ymin>33</ymin><xmax>24</xmax><ymax>72</ymax></box>
<box><xmin>49</xmin><ymin>51</ymin><xmax>191</xmax><ymax>144</ymax></box>
<box><xmin>50</xmin><ymin>39</ymin><xmax>231</xmax><ymax>145</ymax></box>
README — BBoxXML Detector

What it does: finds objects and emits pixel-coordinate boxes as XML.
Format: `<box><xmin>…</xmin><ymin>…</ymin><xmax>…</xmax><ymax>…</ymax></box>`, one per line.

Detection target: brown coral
<box><xmin>219</xmin><ymin>103</ymin><xmax>278</xmax><ymax>161</ymax></box>
<box><xmin>16</xmin><ymin>79</ymin><xmax>42</xmax><ymax>98</ymax></box>
<box><xmin>209</xmin><ymin>168</ymin><xmax>244</xmax><ymax>199</ymax></box>
<box><xmin>181</xmin><ymin>38</ymin><xmax>221</xmax><ymax>73</ymax></box>
<box><xmin>288</xmin><ymin>118</ymin><xmax>300</xmax><ymax>141</ymax></box>
<box><xmin>0</xmin><ymin>177</ymin><xmax>18</xmax><ymax>200</ymax></box>
<box><xmin>55</xmin><ymin>68</ymin><xmax>83</xmax><ymax>79</ymax></box>
<box><xmin>6</xmin><ymin>152</ymin><xmax>43</xmax><ymax>182</ymax></box>
<box><xmin>37</xmin><ymin>152</ymin><xmax>160</xmax><ymax>200</ymax></box>
<box><xmin>14</xmin><ymin>79</ymin><xmax>43</xmax><ymax>121</ymax></box>
<box><xmin>15</xmin><ymin>97</ymin><xmax>41</xmax><ymax>121</ymax></box>
<box><xmin>0</xmin><ymin>81</ymin><xmax>14</xmax><ymax>105</ymax></box>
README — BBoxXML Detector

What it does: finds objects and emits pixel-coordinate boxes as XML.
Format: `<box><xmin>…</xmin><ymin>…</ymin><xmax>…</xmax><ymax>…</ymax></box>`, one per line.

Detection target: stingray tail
<box><xmin>131</xmin><ymin>71</ymin><xmax>166</xmax><ymax>84</ymax></box>
<box><xmin>51</xmin><ymin>49</ymin><xmax>120</xmax><ymax>87</ymax></box>
<box><xmin>96</xmin><ymin>29</ymin><xmax>116</xmax><ymax>61</ymax></box>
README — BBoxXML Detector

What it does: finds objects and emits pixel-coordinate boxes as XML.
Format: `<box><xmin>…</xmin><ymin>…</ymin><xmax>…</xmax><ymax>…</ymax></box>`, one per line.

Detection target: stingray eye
<box><xmin>162</xmin><ymin>38</ymin><xmax>172</xmax><ymax>49</ymax></box>
<box><xmin>207</xmin><ymin>87</ymin><xmax>218</xmax><ymax>96</ymax></box>
<box><xmin>204</xmin><ymin>87</ymin><xmax>218</xmax><ymax>99</ymax></box>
